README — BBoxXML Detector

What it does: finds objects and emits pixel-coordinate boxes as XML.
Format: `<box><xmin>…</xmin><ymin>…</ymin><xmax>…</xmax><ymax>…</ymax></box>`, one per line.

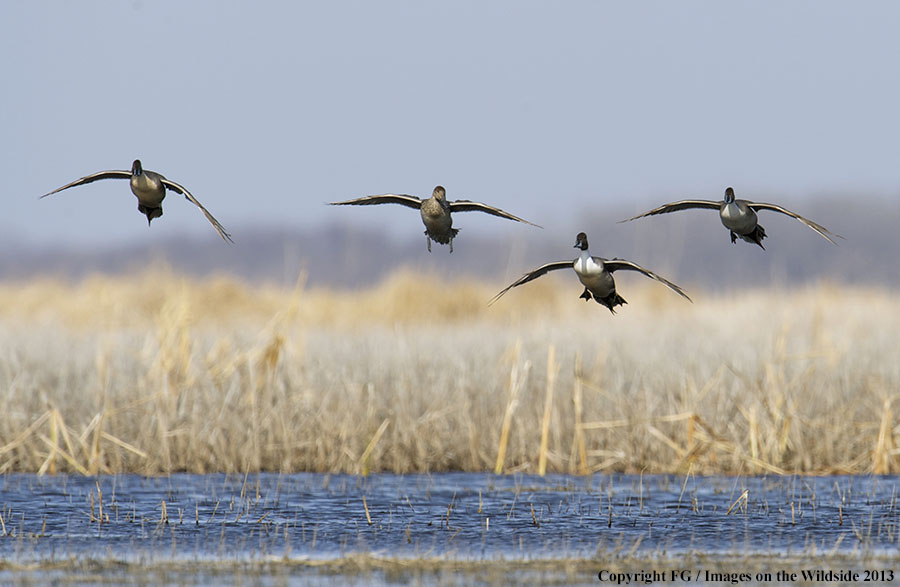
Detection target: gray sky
<box><xmin>3</xmin><ymin>1</ymin><xmax>899</xmax><ymax>247</ymax></box>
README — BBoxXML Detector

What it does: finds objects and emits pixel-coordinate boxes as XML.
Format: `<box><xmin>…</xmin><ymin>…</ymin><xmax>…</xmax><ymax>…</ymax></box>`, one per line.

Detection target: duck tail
<box><xmin>597</xmin><ymin>292</ymin><xmax>627</xmax><ymax>314</ymax></box>
<box><xmin>733</xmin><ymin>226</ymin><xmax>767</xmax><ymax>250</ymax></box>
<box><xmin>425</xmin><ymin>227</ymin><xmax>459</xmax><ymax>245</ymax></box>
<box><xmin>747</xmin><ymin>224</ymin><xmax>766</xmax><ymax>249</ymax></box>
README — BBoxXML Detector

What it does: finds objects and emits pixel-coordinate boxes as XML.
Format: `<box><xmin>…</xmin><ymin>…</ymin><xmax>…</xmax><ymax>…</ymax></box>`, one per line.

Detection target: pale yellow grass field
<box><xmin>0</xmin><ymin>268</ymin><xmax>897</xmax><ymax>475</ymax></box>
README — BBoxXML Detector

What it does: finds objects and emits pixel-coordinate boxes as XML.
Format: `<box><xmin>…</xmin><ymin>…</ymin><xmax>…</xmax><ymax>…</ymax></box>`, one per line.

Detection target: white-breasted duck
<box><xmin>490</xmin><ymin>232</ymin><xmax>692</xmax><ymax>314</ymax></box>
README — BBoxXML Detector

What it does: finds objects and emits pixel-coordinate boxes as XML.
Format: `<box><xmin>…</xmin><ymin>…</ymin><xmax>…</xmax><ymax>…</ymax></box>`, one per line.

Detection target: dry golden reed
<box><xmin>0</xmin><ymin>268</ymin><xmax>898</xmax><ymax>475</ymax></box>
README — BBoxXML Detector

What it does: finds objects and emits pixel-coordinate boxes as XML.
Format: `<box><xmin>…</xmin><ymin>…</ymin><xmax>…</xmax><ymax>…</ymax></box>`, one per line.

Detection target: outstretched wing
<box><xmin>449</xmin><ymin>200</ymin><xmax>542</xmax><ymax>228</ymax></box>
<box><xmin>40</xmin><ymin>170</ymin><xmax>132</xmax><ymax>198</ymax></box>
<box><xmin>161</xmin><ymin>179</ymin><xmax>233</xmax><ymax>243</ymax></box>
<box><xmin>620</xmin><ymin>199</ymin><xmax>722</xmax><ymax>222</ymax></box>
<box><xmin>748</xmin><ymin>202</ymin><xmax>843</xmax><ymax>245</ymax></box>
<box><xmin>603</xmin><ymin>258</ymin><xmax>692</xmax><ymax>302</ymax></box>
<box><xmin>489</xmin><ymin>260</ymin><xmax>573</xmax><ymax>305</ymax></box>
<box><xmin>329</xmin><ymin>194</ymin><xmax>423</xmax><ymax>209</ymax></box>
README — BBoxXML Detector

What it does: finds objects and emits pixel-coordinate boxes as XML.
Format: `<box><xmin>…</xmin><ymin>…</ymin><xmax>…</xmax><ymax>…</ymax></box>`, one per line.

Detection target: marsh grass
<box><xmin>0</xmin><ymin>268</ymin><xmax>898</xmax><ymax>475</ymax></box>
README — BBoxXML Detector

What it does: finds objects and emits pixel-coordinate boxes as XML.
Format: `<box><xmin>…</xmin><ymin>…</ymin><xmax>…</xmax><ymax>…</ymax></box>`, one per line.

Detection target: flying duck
<box><xmin>622</xmin><ymin>187</ymin><xmax>841</xmax><ymax>249</ymax></box>
<box><xmin>40</xmin><ymin>159</ymin><xmax>233</xmax><ymax>242</ymax></box>
<box><xmin>490</xmin><ymin>232</ymin><xmax>692</xmax><ymax>313</ymax></box>
<box><xmin>330</xmin><ymin>186</ymin><xmax>541</xmax><ymax>252</ymax></box>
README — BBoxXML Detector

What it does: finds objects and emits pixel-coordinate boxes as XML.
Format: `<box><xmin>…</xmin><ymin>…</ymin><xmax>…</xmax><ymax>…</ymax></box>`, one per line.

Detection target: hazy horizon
<box><xmin>2</xmin><ymin>195</ymin><xmax>894</xmax><ymax>292</ymax></box>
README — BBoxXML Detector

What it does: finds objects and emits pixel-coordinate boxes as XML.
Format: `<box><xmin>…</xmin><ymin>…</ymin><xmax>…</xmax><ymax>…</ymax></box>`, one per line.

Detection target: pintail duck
<box><xmin>330</xmin><ymin>186</ymin><xmax>541</xmax><ymax>252</ymax></box>
<box><xmin>490</xmin><ymin>232</ymin><xmax>692</xmax><ymax>314</ymax></box>
<box><xmin>622</xmin><ymin>187</ymin><xmax>841</xmax><ymax>249</ymax></box>
<box><xmin>40</xmin><ymin>159</ymin><xmax>233</xmax><ymax>242</ymax></box>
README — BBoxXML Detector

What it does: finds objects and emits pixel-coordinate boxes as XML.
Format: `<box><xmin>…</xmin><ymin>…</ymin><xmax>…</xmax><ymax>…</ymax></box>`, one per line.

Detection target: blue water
<box><xmin>1</xmin><ymin>473</ymin><xmax>898</xmax><ymax>564</ymax></box>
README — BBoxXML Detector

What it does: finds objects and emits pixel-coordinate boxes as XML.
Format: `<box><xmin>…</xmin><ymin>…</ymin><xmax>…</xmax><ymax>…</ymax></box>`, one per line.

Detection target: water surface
<box><xmin>2</xmin><ymin>472</ymin><xmax>898</xmax><ymax>566</ymax></box>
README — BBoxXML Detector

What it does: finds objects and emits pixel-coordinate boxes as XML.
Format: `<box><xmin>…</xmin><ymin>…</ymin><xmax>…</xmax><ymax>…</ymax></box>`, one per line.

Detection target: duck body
<box><xmin>573</xmin><ymin>248</ymin><xmax>626</xmax><ymax>311</ymax></box>
<box><xmin>419</xmin><ymin>187</ymin><xmax>459</xmax><ymax>249</ymax></box>
<box><xmin>129</xmin><ymin>160</ymin><xmax>167</xmax><ymax>221</ymax></box>
<box><xmin>719</xmin><ymin>197</ymin><xmax>766</xmax><ymax>247</ymax></box>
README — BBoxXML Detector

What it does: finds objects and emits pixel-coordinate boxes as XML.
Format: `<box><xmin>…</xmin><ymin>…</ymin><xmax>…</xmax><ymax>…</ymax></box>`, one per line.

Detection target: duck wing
<box><xmin>329</xmin><ymin>194</ymin><xmax>423</xmax><ymax>209</ymax></box>
<box><xmin>161</xmin><ymin>179</ymin><xmax>233</xmax><ymax>243</ymax></box>
<box><xmin>489</xmin><ymin>260</ymin><xmax>572</xmax><ymax>305</ymax></box>
<box><xmin>748</xmin><ymin>202</ymin><xmax>843</xmax><ymax>244</ymax></box>
<box><xmin>40</xmin><ymin>170</ymin><xmax>132</xmax><ymax>198</ymax></box>
<box><xmin>603</xmin><ymin>258</ymin><xmax>692</xmax><ymax>302</ymax></box>
<box><xmin>449</xmin><ymin>200</ymin><xmax>542</xmax><ymax>227</ymax></box>
<box><xmin>620</xmin><ymin>199</ymin><xmax>722</xmax><ymax>222</ymax></box>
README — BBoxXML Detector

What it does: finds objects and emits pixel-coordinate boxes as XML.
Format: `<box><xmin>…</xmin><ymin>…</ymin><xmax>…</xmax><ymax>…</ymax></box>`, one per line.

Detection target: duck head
<box><xmin>131</xmin><ymin>159</ymin><xmax>144</xmax><ymax>177</ymax></box>
<box><xmin>724</xmin><ymin>187</ymin><xmax>736</xmax><ymax>204</ymax></box>
<box><xmin>574</xmin><ymin>232</ymin><xmax>589</xmax><ymax>250</ymax></box>
<box><xmin>432</xmin><ymin>186</ymin><xmax>446</xmax><ymax>201</ymax></box>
